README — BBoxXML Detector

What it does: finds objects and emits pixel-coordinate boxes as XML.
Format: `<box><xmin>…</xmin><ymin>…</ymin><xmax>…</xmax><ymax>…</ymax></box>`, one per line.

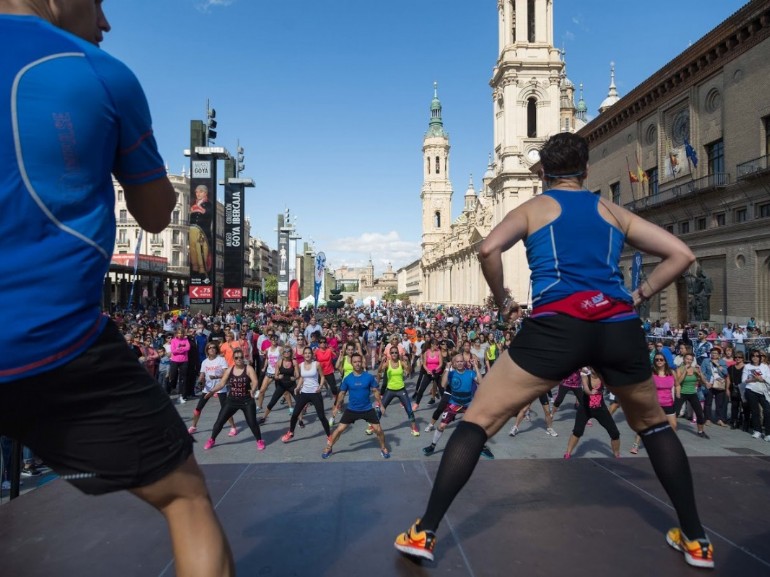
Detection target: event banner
<box><xmin>313</xmin><ymin>251</ymin><xmax>326</xmax><ymax>307</ymax></box>
<box><xmin>277</xmin><ymin>227</ymin><xmax>289</xmax><ymax>298</ymax></box>
<box><xmin>188</xmin><ymin>156</ymin><xmax>215</xmax><ymax>309</ymax></box>
<box><xmin>223</xmin><ymin>182</ymin><xmax>244</xmax><ymax>305</ymax></box>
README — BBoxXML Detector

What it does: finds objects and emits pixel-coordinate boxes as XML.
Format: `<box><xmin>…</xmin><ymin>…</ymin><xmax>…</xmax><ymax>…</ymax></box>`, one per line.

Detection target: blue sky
<box><xmin>103</xmin><ymin>0</ymin><xmax>748</xmax><ymax>275</ymax></box>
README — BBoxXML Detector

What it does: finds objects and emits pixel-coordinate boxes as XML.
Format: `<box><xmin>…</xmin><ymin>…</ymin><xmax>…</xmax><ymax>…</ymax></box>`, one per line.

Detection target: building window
<box><xmin>706</xmin><ymin>139</ymin><xmax>724</xmax><ymax>175</ymax></box>
<box><xmin>119</xmin><ymin>209</ymin><xmax>127</xmax><ymax>223</ymax></box>
<box><xmin>153</xmin><ymin>251</ymin><xmax>161</xmax><ymax>258</ymax></box>
<box><xmin>527</xmin><ymin>0</ymin><xmax>535</xmax><ymax>42</ymax></box>
<box><xmin>434</xmin><ymin>211</ymin><xmax>441</xmax><ymax>229</ymax></box>
<box><xmin>696</xmin><ymin>217</ymin><xmax>707</xmax><ymax>231</ymax></box>
<box><xmin>435</xmin><ymin>156</ymin><xmax>440</xmax><ymax>174</ymax></box>
<box><xmin>646</xmin><ymin>167</ymin><xmax>659</xmax><ymax>196</ymax></box>
<box><xmin>735</xmin><ymin>207</ymin><xmax>747</xmax><ymax>223</ymax></box>
<box><xmin>511</xmin><ymin>0</ymin><xmax>516</xmax><ymax>42</ymax></box>
<box><xmin>714</xmin><ymin>213</ymin><xmax>726</xmax><ymax>227</ymax></box>
<box><xmin>764</xmin><ymin>116</ymin><xmax>770</xmax><ymax>155</ymax></box>
<box><xmin>117</xmin><ymin>190</ymin><xmax>123</xmax><ymax>201</ymax></box>
<box><xmin>172</xmin><ymin>251</ymin><xmax>179</xmax><ymax>267</ymax></box>
<box><xmin>757</xmin><ymin>202</ymin><xmax>770</xmax><ymax>218</ymax></box>
<box><xmin>118</xmin><ymin>229</ymin><xmax>127</xmax><ymax>243</ymax></box>
<box><xmin>610</xmin><ymin>182</ymin><xmax>620</xmax><ymax>205</ymax></box>
<box><xmin>680</xmin><ymin>221</ymin><xmax>690</xmax><ymax>234</ymax></box>
<box><xmin>172</xmin><ymin>229</ymin><xmax>181</xmax><ymax>245</ymax></box>
<box><xmin>527</xmin><ymin>97</ymin><xmax>537</xmax><ymax>138</ymax></box>
<box><xmin>172</xmin><ymin>210</ymin><xmax>179</xmax><ymax>225</ymax></box>
<box><xmin>427</xmin><ymin>156</ymin><xmax>430</xmax><ymax>174</ymax></box>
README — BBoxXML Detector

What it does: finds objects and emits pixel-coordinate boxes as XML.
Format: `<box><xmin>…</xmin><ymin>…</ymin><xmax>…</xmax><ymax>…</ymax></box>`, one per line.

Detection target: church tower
<box><xmin>420</xmin><ymin>82</ymin><xmax>453</xmax><ymax>253</ymax></box>
<box><xmin>488</xmin><ymin>0</ymin><xmax>564</xmax><ymax>304</ymax></box>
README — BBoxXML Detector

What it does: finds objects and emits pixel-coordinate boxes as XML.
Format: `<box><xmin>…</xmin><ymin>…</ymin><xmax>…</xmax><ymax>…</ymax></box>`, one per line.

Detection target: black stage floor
<box><xmin>2</xmin><ymin>456</ymin><xmax>769</xmax><ymax>576</ymax></box>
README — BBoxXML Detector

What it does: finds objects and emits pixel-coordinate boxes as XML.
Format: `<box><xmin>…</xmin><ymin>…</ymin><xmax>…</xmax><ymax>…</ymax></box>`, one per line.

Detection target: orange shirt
<box><xmin>404</xmin><ymin>327</ymin><xmax>417</xmax><ymax>344</ymax></box>
<box><xmin>220</xmin><ymin>341</ymin><xmax>239</xmax><ymax>367</ymax></box>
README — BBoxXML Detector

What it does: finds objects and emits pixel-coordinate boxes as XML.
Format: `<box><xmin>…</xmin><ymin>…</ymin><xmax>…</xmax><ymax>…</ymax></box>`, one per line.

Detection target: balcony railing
<box><xmin>737</xmin><ymin>154</ymin><xmax>770</xmax><ymax>180</ymax></box>
<box><xmin>624</xmin><ymin>172</ymin><xmax>730</xmax><ymax>212</ymax></box>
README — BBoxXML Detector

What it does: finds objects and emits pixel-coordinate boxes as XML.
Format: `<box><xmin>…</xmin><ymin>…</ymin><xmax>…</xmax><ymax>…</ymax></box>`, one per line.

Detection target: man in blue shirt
<box><xmin>0</xmin><ymin>2</ymin><xmax>233</xmax><ymax>575</ymax></box>
<box><xmin>323</xmin><ymin>353</ymin><xmax>390</xmax><ymax>459</ymax></box>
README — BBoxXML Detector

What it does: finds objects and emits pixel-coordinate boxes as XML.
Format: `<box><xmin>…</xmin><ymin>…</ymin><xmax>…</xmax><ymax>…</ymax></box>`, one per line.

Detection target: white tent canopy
<box><xmin>299</xmin><ymin>295</ymin><xmax>326</xmax><ymax>308</ymax></box>
<box><xmin>362</xmin><ymin>295</ymin><xmax>380</xmax><ymax>306</ymax></box>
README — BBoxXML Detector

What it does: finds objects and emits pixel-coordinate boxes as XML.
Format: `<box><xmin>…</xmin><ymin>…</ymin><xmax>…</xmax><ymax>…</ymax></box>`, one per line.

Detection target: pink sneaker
<box><xmin>256</xmin><ymin>440</ymin><xmax>266</xmax><ymax>451</ymax></box>
<box><xmin>188</xmin><ymin>426</ymin><xmax>197</xmax><ymax>434</ymax></box>
<box><xmin>281</xmin><ymin>431</ymin><xmax>294</xmax><ymax>443</ymax></box>
<box><xmin>563</xmin><ymin>452</ymin><xmax>571</xmax><ymax>459</ymax></box>
<box><xmin>586</xmin><ymin>420</ymin><xmax>593</xmax><ymax>427</ymax></box>
<box><xmin>228</xmin><ymin>427</ymin><xmax>238</xmax><ymax>437</ymax></box>
<box><xmin>204</xmin><ymin>438</ymin><xmax>215</xmax><ymax>450</ymax></box>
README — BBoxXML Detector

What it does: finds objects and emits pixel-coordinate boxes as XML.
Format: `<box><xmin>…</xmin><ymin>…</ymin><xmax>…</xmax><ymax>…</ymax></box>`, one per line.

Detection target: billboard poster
<box><xmin>223</xmin><ymin>182</ymin><xmax>244</xmax><ymax>305</ymax></box>
<box><xmin>277</xmin><ymin>229</ymin><xmax>289</xmax><ymax>297</ymax></box>
<box><xmin>313</xmin><ymin>251</ymin><xmax>326</xmax><ymax>308</ymax></box>
<box><xmin>189</xmin><ymin>157</ymin><xmax>215</xmax><ymax>308</ymax></box>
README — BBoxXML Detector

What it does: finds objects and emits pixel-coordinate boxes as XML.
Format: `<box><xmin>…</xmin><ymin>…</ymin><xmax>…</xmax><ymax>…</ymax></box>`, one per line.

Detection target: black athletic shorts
<box><xmin>508</xmin><ymin>314</ymin><xmax>651</xmax><ymax>387</ymax></box>
<box><xmin>338</xmin><ymin>408</ymin><xmax>379</xmax><ymax>425</ymax></box>
<box><xmin>0</xmin><ymin>320</ymin><xmax>192</xmax><ymax>495</ymax></box>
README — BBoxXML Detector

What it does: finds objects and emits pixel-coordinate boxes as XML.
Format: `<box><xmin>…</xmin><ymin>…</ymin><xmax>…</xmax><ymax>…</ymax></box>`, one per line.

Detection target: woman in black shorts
<box><xmin>563</xmin><ymin>368</ymin><xmax>620</xmax><ymax>458</ymax></box>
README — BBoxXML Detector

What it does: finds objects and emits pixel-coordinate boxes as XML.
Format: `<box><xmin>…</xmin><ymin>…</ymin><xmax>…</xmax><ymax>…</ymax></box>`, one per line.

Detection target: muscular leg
<box><xmin>130</xmin><ymin>456</ymin><xmax>234</xmax><ymax>577</ymax></box>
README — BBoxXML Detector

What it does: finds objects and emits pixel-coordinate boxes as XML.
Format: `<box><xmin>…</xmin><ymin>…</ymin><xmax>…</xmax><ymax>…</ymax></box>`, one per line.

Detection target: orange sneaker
<box><xmin>394</xmin><ymin>519</ymin><xmax>436</xmax><ymax>561</ymax></box>
<box><xmin>666</xmin><ymin>527</ymin><xmax>714</xmax><ymax>569</ymax></box>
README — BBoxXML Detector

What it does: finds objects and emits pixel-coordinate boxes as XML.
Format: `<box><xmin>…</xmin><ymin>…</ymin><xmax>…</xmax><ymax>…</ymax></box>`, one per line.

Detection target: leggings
<box><xmin>674</xmin><ymin>393</ymin><xmax>706</xmax><ymax>425</ymax></box>
<box><xmin>167</xmin><ymin>361</ymin><xmax>188</xmax><ymax>394</ymax></box>
<box><xmin>382</xmin><ymin>388</ymin><xmax>416</xmax><ymax>422</ymax></box>
<box><xmin>324</xmin><ymin>372</ymin><xmax>339</xmax><ymax>398</ymax></box>
<box><xmin>572</xmin><ymin>401</ymin><xmax>620</xmax><ymax>440</ymax></box>
<box><xmin>553</xmin><ymin>385</ymin><xmax>583</xmax><ymax>408</ymax></box>
<box><xmin>267</xmin><ymin>381</ymin><xmax>297</xmax><ymax>411</ymax></box>
<box><xmin>211</xmin><ymin>397</ymin><xmax>261</xmax><ymax>441</ymax></box>
<box><xmin>194</xmin><ymin>391</ymin><xmax>227</xmax><ymax>414</ymax></box>
<box><xmin>413</xmin><ymin>371</ymin><xmax>442</xmax><ymax>405</ymax></box>
<box><xmin>432</xmin><ymin>393</ymin><xmax>451</xmax><ymax>422</ymax></box>
<box><xmin>290</xmin><ymin>392</ymin><xmax>331</xmax><ymax>435</ymax></box>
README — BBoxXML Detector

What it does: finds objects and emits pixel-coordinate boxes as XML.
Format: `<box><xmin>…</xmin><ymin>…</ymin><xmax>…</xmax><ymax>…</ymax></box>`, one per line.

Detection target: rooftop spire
<box><xmin>598</xmin><ymin>62</ymin><xmax>620</xmax><ymax>113</ymax></box>
<box><xmin>426</xmin><ymin>81</ymin><xmax>448</xmax><ymax>138</ymax></box>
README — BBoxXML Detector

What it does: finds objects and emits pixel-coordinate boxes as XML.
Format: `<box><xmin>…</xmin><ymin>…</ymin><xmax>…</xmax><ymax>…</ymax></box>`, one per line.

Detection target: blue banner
<box><xmin>631</xmin><ymin>251</ymin><xmax>642</xmax><ymax>291</ymax></box>
<box><xmin>313</xmin><ymin>252</ymin><xmax>326</xmax><ymax>308</ymax></box>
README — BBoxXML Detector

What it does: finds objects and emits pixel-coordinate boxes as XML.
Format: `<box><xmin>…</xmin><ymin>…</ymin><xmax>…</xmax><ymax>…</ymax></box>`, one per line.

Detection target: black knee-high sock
<box><xmin>640</xmin><ymin>422</ymin><xmax>705</xmax><ymax>539</ymax></box>
<box><xmin>418</xmin><ymin>421</ymin><xmax>487</xmax><ymax>532</ymax></box>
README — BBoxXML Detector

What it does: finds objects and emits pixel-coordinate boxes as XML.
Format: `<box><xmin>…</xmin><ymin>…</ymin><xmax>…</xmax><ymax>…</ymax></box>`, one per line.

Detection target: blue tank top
<box><xmin>526</xmin><ymin>190</ymin><xmax>632</xmax><ymax>308</ymax></box>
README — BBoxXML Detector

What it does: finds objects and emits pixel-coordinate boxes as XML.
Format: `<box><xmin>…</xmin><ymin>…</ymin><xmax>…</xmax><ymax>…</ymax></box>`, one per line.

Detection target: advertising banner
<box><xmin>313</xmin><ymin>251</ymin><xmax>326</xmax><ymax>308</ymax></box>
<box><xmin>277</xmin><ymin>229</ymin><xmax>289</xmax><ymax>297</ymax></box>
<box><xmin>189</xmin><ymin>156</ymin><xmax>215</xmax><ymax>309</ymax></box>
<box><xmin>223</xmin><ymin>182</ymin><xmax>244</xmax><ymax>305</ymax></box>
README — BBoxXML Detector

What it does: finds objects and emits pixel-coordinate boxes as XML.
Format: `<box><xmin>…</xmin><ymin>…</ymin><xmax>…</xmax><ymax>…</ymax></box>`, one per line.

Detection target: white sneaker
<box><xmin>509</xmin><ymin>425</ymin><xmax>518</xmax><ymax>437</ymax></box>
<box><xmin>546</xmin><ymin>427</ymin><xmax>558</xmax><ymax>437</ymax></box>
<box><xmin>752</xmin><ymin>431</ymin><xmax>762</xmax><ymax>439</ymax></box>
<box><xmin>424</xmin><ymin>423</ymin><xmax>435</xmax><ymax>433</ymax></box>
<box><xmin>764</xmin><ymin>435</ymin><xmax>770</xmax><ymax>442</ymax></box>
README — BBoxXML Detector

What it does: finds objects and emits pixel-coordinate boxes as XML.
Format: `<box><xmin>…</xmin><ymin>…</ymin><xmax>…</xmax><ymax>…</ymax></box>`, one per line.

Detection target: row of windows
<box><xmin>509</xmin><ymin>0</ymin><xmax>537</xmax><ymax>43</ymax></box>
<box><xmin>666</xmin><ymin>202</ymin><xmax>770</xmax><ymax>234</ymax></box>
<box><xmin>118</xmin><ymin>209</ymin><xmax>181</xmax><ymax>224</ymax></box>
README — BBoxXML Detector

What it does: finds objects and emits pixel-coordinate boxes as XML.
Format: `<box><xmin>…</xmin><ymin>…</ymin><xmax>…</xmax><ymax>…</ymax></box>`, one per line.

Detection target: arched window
<box><xmin>434</xmin><ymin>211</ymin><xmax>441</xmax><ymax>228</ymax></box>
<box><xmin>527</xmin><ymin>97</ymin><xmax>537</xmax><ymax>138</ymax></box>
<box><xmin>427</xmin><ymin>156</ymin><xmax>431</xmax><ymax>174</ymax></box>
<box><xmin>527</xmin><ymin>0</ymin><xmax>535</xmax><ymax>42</ymax></box>
<box><xmin>435</xmin><ymin>156</ymin><xmax>440</xmax><ymax>174</ymax></box>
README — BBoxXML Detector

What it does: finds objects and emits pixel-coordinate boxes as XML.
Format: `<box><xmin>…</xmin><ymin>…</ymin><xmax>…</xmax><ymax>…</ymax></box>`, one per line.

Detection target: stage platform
<box><xmin>1</xmin><ymin>455</ymin><xmax>769</xmax><ymax>576</ymax></box>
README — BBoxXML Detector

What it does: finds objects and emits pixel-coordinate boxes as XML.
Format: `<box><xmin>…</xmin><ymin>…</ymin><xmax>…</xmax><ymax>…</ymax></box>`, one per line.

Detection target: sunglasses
<box><xmin>233</xmin><ymin>355</ymin><xmax>244</xmax><ymax>360</ymax></box>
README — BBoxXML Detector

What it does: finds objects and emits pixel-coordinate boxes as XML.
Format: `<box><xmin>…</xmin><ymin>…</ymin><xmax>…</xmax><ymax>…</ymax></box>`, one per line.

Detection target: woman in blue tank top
<box><xmin>395</xmin><ymin>132</ymin><xmax>714</xmax><ymax>570</ymax></box>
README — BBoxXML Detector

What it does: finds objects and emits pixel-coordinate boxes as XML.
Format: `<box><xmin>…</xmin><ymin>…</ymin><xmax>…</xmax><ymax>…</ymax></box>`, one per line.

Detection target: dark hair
<box><xmin>539</xmin><ymin>133</ymin><xmax>589</xmax><ymax>179</ymax></box>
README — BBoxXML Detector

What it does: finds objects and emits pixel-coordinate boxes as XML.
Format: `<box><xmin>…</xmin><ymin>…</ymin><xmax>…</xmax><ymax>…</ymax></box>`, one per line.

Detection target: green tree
<box><xmin>263</xmin><ymin>275</ymin><xmax>278</xmax><ymax>303</ymax></box>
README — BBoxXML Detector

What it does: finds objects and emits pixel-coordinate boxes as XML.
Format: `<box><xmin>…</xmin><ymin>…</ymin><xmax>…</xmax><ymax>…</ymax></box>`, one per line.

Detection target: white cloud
<box><xmin>563</xmin><ymin>31</ymin><xmax>575</xmax><ymax>42</ymax></box>
<box><xmin>323</xmin><ymin>231</ymin><xmax>421</xmax><ymax>275</ymax></box>
<box><xmin>197</xmin><ymin>0</ymin><xmax>235</xmax><ymax>12</ymax></box>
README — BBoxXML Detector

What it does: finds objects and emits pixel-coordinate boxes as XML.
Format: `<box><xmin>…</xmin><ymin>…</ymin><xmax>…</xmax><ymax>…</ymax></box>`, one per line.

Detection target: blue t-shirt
<box><xmin>447</xmin><ymin>369</ymin><xmax>477</xmax><ymax>407</ymax></box>
<box><xmin>0</xmin><ymin>16</ymin><xmax>165</xmax><ymax>382</ymax></box>
<box><xmin>340</xmin><ymin>371</ymin><xmax>378</xmax><ymax>412</ymax></box>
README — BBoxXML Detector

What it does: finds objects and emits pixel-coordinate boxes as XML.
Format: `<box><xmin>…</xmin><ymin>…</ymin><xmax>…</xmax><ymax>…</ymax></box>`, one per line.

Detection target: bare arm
<box><xmin>121</xmin><ymin>178</ymin><xmax>176</xmax><ymax>234</ymax></box>
<box><xmin>478</xmin><ymin>206</ymin><xmax>529</xmax><ymax>308</ymax></box>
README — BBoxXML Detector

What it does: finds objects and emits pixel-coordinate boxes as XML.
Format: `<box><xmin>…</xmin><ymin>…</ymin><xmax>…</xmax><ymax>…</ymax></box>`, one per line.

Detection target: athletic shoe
<box><xmin>281</xmin><ymin>431</ymin><xmax>294</xmax><ymax>443</ymax></box>
<box><xmin>204</xmin><ymin>438</ymin><xmax>215</xmax><ymax>450</ymax></box>
<box><xmin>322</xmin><ymin>446</ymin><xmax>333</xmax><ymax>459</ymax></box>
<box><xmin>697</xmin><ymin>431</ymin><xmax>710</xmax><ymax>439</ymax></box>
<box><xmin>629</xmin><ymin>444</ymin><xmax>639</xmax><ymax>455</ymax></box>
<box><xmin>427</xmin><ymin>398</ymin><xmax>436</xmax><ymax>405</ymax></box>
<box><xmin>187</xmin><ymin>426</ymin><xmax>197</xmax><ymax>434</ymax></box>
<box><xmin>666</xmin><ymin>527</ymin><xmax>714</xmax><ymax>569</ymax></box>
<box><xmin>394</xmin><ymin>519</ymin><xmax>437</xmax><ymax>562</ymax></box>
<box><xmin>328</xmin><ymin>416</ymin><xmax>335</xmax><ymax>427</ymax></box>
<box><xmin>423</xmin><ymin>444</ymin><xmax>436</xmax><ymax>456</ymax></box>
<box><xmin>525</xmin><ymin>410</ymin><xmax>532</xmax><ymax>422</ymax></box>
<box><xmin>298</xmin><ymin>420</ymin><xmax>305</xmax><ymax>429</ymax></box>
<box><xmin>480</xmin><ymin>445</ymin><xmax>495</xmax><ymax>459</ymax></box>
<box><xmin>751</xmin><ymin>431</ymin><xmax>762</xmax><ymax>439</ymax></box>
<box><xmin>764</xmin><ymin>435</ymin><xmax>770</xmax><ymax>442</ymax></box>
<box><xmin>228</xmin><ymin>427</ymin><xmax>238</xmax><ymax>437</ymax></box>
<box><xmin>424</xmin><ymin>423</ymin><xmax>435</xmax><ymax>433</ymax></box>
<box><xmin>586</xmin><ymin>420</ymin><xmax>593</xmax><ymax>427</ymax></box>
<box><xmin>381</xmin><ymin>449</ymin><xmax>391</xmax><ymax>459</ymax></box>
<box><xmin>411</xmin><ymin>402</ymin><xmax>419</xmax><ymax>412</ymax></box>
<box><xmin>21</xmin><ymin>466</ymin><xmax>41</xmax><ymax>477</ymax></box>
<box><xmin>256</xmin><ymin>440</ymin><xmax>266</xmax><ymax>451</ymax></box>
<box><xmin>509</xmin><ymin>425</ymin><xmax>518</xmax><ymax>437</ymax></box>
<box><xmin>546</xmin><ymin>427</ymin><xmax>558</xmax><ymax>437</ymax></box>
<box><xmin>288</xmin><ymin>408</ymin><xmax>294</xmax><ymax>416</ymax></box>
<box><xmin>177</xmin><ymin>397</ymin><xmax>187</xmax><ymax>405</ymax></box>
<box><xmin>411</xmin><ymin>426</ymin><xmax>420</xmax><ymax>437</ymax></box>
<box><xmin>365</xmin><ymin>425</ymin><xmax>374</xmax><ymax>435</ymax></box>
<box><xmin>563</xmin><ymin>452</ymin><xmax>571</xmax><ymax>459</ymax></box>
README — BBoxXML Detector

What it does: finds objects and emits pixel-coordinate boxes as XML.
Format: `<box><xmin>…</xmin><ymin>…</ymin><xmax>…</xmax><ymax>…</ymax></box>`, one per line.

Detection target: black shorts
<box><xmin>338</xmin><ymin>408</ymin><xmax>379</xmax><ymax>425</ymax></box>
<box><xmin>508</xmin><ymin>314</ymin><xmax>651</xmax><ymax>387</ymax></box>
<box><xmin>662</xmin><ymin>404</ymin><xmax>676</xmax><ymax>415</ymax></box>
<box><xmin>0</xmin><ymin>320</ymin><xmax>192</xmax><ymax>495</ymax></box>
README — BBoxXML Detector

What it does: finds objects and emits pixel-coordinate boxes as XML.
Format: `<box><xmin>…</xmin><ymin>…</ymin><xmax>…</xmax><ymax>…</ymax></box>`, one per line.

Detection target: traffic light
<box><xmin>207</xmin><ymin>108</ymin><xmax>217</xmax><ymax>143</ymax></box>
<box><xmin>237</xmin><ymin>146</ymin><xmax>245</xmax><ymax>175</ymax></box>
<box><xmin>327</xmin><ymin>287</ymin><xmax>344</xmax><ymax>311</ymax></box>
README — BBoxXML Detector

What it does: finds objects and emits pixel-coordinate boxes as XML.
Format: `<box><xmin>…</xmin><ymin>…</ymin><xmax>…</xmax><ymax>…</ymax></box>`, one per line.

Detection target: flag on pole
<box><xmin>128</xmin><ymin>230</ymin><xmax>143</xmax><ymax>309</ymax></box>
<box><xmin>684</xmin><ymin>137</ymin><xmax>698</xmax><ymax>168</ymax></box>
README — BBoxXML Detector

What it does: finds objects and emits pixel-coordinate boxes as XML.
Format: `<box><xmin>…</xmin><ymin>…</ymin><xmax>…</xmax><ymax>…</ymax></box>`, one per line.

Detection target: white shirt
<box><xmin>200</xmin><ymin>356</ymin><xmax>229</xmax><ymax>393</ymax></box>
<box><xmin>299</xmin><ymin>361</ymin><xmax>322</xmax><ymax>394</ymax></box>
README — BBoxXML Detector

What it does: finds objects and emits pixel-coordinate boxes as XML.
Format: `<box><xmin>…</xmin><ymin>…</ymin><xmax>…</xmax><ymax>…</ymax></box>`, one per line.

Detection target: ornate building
<box><xmin>582</xmin><ymin>0</ymin><xmax>770</xmax><ymax>328</ymax></box>
<box><xmin>421</xmin><ymin>0</ymin><xmax>583</xmax><ymax>306</ymax></box>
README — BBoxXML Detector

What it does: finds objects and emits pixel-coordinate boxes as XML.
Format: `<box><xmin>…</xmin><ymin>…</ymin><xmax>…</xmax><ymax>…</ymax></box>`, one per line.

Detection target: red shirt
<box><xmin>315</xmin><ymin>347</ymin><xmax>335</xmax><ymax>376</ymax></box>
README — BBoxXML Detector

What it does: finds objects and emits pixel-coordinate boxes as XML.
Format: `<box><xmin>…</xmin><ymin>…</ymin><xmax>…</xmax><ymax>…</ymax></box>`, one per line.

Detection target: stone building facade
<box><xmin>582</xmin><ymin>0</ymin><xmax>770</xmax><ymax>328</ymax></box>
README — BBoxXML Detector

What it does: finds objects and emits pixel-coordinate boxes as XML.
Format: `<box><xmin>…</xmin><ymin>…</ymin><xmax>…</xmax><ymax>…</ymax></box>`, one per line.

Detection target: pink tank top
<box><xmin>653</xmin><ymin>373</ymin><xmax>675</xmax><ymax>407</ymax></box>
